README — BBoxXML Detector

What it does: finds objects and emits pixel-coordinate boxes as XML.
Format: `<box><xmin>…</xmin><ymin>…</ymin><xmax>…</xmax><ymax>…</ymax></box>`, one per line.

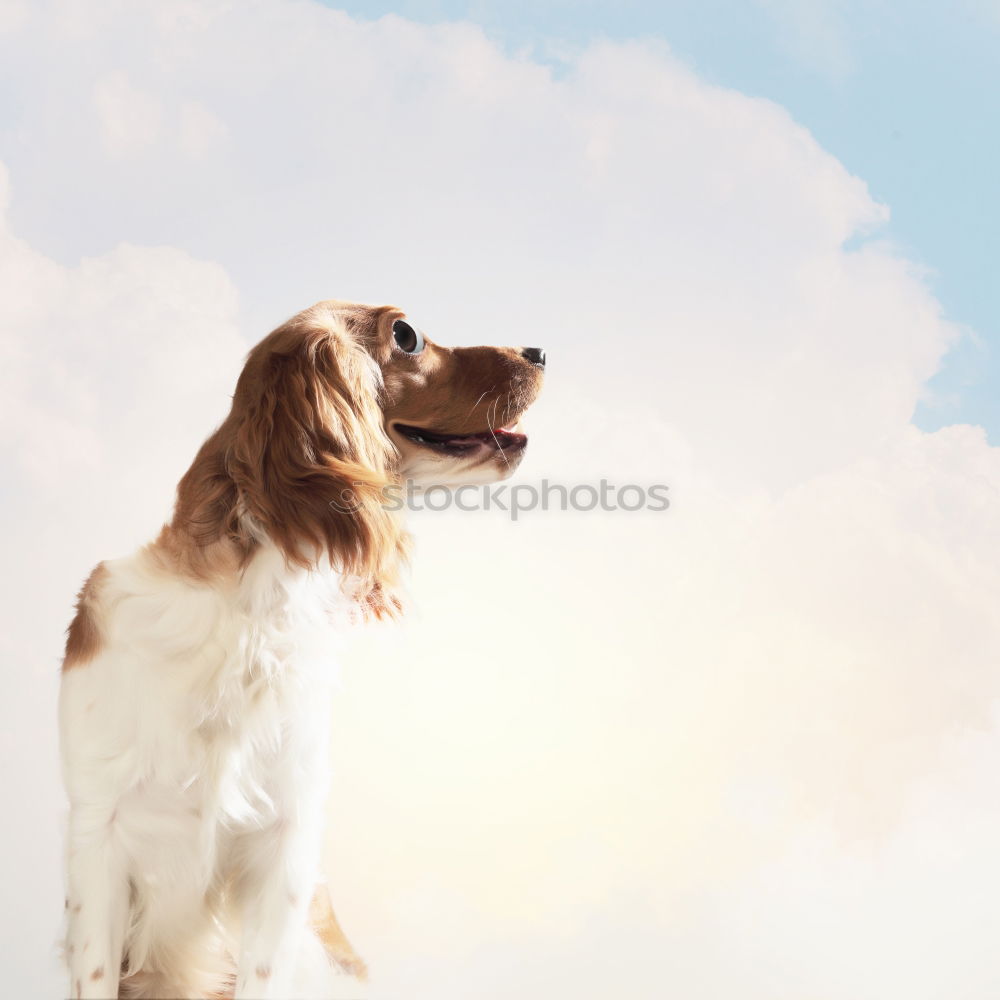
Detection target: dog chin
<box><xmin>389</xmin><ymin>421</ymin><xmax>529</xmax><ymax>487</ymax></box>
<box><xmin>396</xmin><ymin>442</ymin><xmax>528</xmax><ymax>487</ymax></box>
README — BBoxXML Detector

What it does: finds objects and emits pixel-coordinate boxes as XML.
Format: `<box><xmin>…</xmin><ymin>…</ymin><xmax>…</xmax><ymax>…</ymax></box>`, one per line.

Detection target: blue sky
<box><xmin>328</xmin><ymin>0</ymin><xmax>1000</xmax><ymax>440</ymax></box>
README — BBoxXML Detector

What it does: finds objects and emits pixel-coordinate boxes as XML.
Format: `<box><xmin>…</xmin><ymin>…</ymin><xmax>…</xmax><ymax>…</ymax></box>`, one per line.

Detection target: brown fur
<box><xmin>63</xmin><ymin>563</ymin><xmax>110</xmax><ymax>671</ymax></box>
<box><xmin>351</xmin><ymin>304</ymin><xmax>543</xmax><ymax>436</ymax></box>
<box><xmin>149</xmin><ymin>299</ymin><xmax>541</xmax><ymax>612</ymax></box>
<box><xmin>165</xmin><ymin>304</ymin><xmax>408</xmax><ymax>611</ymax></box>
<box><xmin>309</xmin><ymin>883</ymin><xmax>369</xmax><ymax>982</ymax></box>
<box><xmin>383</xmin><ymin>342</ymin><xmax>542</xmax><ymax>434</ymax></box>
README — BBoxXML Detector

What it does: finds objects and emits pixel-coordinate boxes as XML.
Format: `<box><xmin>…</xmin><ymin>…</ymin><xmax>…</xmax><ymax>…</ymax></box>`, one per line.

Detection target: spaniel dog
<box><xmin>59</xmin><ymin>300</ymin><xmax>545</xmax><ymax>999</ymax></box>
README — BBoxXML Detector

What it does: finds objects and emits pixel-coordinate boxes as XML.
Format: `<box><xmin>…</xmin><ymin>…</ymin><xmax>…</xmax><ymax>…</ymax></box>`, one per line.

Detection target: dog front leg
<box><xmin>234</xmin><ymin>819</ymin><xmax>320</xmax><ymax>999</ymax></box>
<box><xmin>65</xmin><ymin>805</ymin><xmax>129</xmax><ymax>1000</ymax></box>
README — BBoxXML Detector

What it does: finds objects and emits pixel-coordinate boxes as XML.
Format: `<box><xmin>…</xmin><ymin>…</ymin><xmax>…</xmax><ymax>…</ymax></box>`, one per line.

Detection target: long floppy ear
<box><xmin>227</xmin><ymin>312</ymin><xmax>406</xmax><ymax>594</ymax></box>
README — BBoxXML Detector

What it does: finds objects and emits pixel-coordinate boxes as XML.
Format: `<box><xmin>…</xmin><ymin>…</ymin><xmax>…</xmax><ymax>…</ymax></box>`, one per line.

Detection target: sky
<box><xmin>326</xmin><ymin>0</ymin><xmax>1000</xmax><ymax>438</ymax></box>
<box><xmin>1</xmin><ymin>1</ymin><xmax>999</xmax><ymax>998</ymax></box>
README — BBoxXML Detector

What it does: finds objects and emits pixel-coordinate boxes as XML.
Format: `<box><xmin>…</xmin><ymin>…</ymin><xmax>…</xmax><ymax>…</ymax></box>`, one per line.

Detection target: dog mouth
<box><xmin>392</xmin><ymin>422</ymin><xmax>528</xmax><ymax>456</ymax></box>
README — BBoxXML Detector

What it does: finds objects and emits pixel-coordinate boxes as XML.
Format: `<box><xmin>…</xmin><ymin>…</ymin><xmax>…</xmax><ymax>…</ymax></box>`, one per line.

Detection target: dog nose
<box><xmin>521</xmin><ymin>347</ymin><xmax>546</xmax><ymax>368</ymax></box>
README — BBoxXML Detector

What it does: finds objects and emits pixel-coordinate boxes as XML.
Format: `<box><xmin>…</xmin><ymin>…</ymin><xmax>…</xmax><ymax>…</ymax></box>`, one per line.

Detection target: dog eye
<box><xmin>392</xmin><ymin>319</ymin><xmax>425</xmax><ymax>355</ymax></box>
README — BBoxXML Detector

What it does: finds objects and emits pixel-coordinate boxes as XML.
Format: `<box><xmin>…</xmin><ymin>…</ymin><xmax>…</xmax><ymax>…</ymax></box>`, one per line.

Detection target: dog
<box><xmin>59</xmin><ymin>299</ymin><xmax>545</xmax><ymax>999</ymax></box>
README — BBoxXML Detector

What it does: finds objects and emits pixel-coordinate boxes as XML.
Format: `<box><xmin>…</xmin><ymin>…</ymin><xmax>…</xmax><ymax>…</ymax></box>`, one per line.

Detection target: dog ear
<box><xmin>227</xmin><ymin>315</ymin><xmax>407</xmax><ymax>598</ymax></box>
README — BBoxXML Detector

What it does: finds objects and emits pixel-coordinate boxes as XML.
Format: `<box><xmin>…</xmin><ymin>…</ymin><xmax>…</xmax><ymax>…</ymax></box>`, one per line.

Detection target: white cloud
<box><xmin>178</xmin><ymin>100</ymin><xmax>229</xmax><ymax>159</ymax></box>
<box><xmin>93</xmin><ymin>71</ymin><xmax>164</xmax><ymax>156</ymax></box>
<box><xmin>1</xmin><ymin>3</ymin><xmax>997</xmax><ymax>997</ymax></box>
<box><xmin>0</xmin><ymin>167</ymin><xmax>245</xmax><ymax>999</ymax></box>
<box><xmin>0</xmin><ymin>0</ymin><xmax>27</xmax><ymax>34</ymax></box>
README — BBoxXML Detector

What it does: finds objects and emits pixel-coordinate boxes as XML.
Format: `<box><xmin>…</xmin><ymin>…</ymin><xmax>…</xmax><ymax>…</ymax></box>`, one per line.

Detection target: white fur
<box><xmin>60</xmin><ymin>541</ymin><xmax>361</xmax><ymax>999</ymax></box>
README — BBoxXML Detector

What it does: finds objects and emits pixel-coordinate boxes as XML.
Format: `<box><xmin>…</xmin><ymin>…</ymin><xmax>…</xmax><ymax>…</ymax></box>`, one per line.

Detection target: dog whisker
<box><xmin>486</xmin><ymin>397</ymin><xmax>511</xmax><ymax>470</ymax></box>
<box><xmin>502</xmin><ymin>391</ymin><xmax>514</xmax><ymax>428</ymax></box>
<box><xmin>464</xmin><ymin>386</ymin><xmax>495</xmax><ymax>423</ymax></box>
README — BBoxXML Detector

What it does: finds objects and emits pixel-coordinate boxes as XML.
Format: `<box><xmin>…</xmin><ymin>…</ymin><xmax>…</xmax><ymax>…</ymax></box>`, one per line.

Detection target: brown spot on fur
<box><xmin>90</xmin><ymin>965</ymin><xmax>104</xmax><ymax>981</ymax></box>
<box><xmin>309</xmin><ymin>883</ymin><xmax>368</xmax><ymax>982</ymax></box>
<box><xmin>204</xmin><ymin>974</ymin><xmax>237</xmax><ymax>1000</ymax></box>
<box><xmin>360</xmin><ymin>580</ymin><xmax>405</xmax><ymax>622</ymax></box>
<box><xmin>254</xmin><ymin>964</ymin><xmax>271</xmax><ymax>980</ymax></box>
<box><xmin>75</xmin><ymin>979</ymin><xmax>81</xmax><ymax>999</ymax></box>
<box><xmin>72</xmin><ymin>903</ymin><xmax>82</xmax><ymax>914</ymax></box>
<box><xmin>63</xmin><ymin>563</ymin><xmax>109</xmax><ymax>670</ymax></box>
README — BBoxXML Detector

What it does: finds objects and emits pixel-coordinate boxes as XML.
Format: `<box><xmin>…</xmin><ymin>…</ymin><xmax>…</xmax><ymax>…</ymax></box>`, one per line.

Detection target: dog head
<box><xmin>170</xmin><ymin>299</ymin><xmax>544</xmax><ymax>606</ymax></box>
<box><xmin>334</xmin><ymin>300</ymin><xmax>546</xmax><ymax>486</ymax></box>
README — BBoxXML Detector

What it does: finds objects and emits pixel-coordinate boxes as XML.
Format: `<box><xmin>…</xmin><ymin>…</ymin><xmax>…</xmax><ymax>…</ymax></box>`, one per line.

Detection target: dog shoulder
<box><xmin>63</xmin><ymin>562</ymin><xmax>111</xmax><ymax>671</ymax></box>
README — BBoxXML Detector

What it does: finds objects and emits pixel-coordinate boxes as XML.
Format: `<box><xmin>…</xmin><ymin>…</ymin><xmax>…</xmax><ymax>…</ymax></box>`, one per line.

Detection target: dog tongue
<box><xmin>489</xmin><ymin>428</ymin><xmax>526</xmax><ymax>447</ymax></box>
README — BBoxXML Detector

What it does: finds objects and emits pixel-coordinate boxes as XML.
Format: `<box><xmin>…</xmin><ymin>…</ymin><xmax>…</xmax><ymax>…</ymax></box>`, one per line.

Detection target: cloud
<box><xmin>1</xmin><ymin>2</ymin><xmax>997</xmax><ymax>997</ymax></box>
<box><xmin>0</xmin><ymin>160</ymin><xmax>246</xmax><ymax>998</ymax></box>
<box><xmin>93</xmin><ymin>71</ymin><xmax>164</xmax><ymax>156</ymax></box>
